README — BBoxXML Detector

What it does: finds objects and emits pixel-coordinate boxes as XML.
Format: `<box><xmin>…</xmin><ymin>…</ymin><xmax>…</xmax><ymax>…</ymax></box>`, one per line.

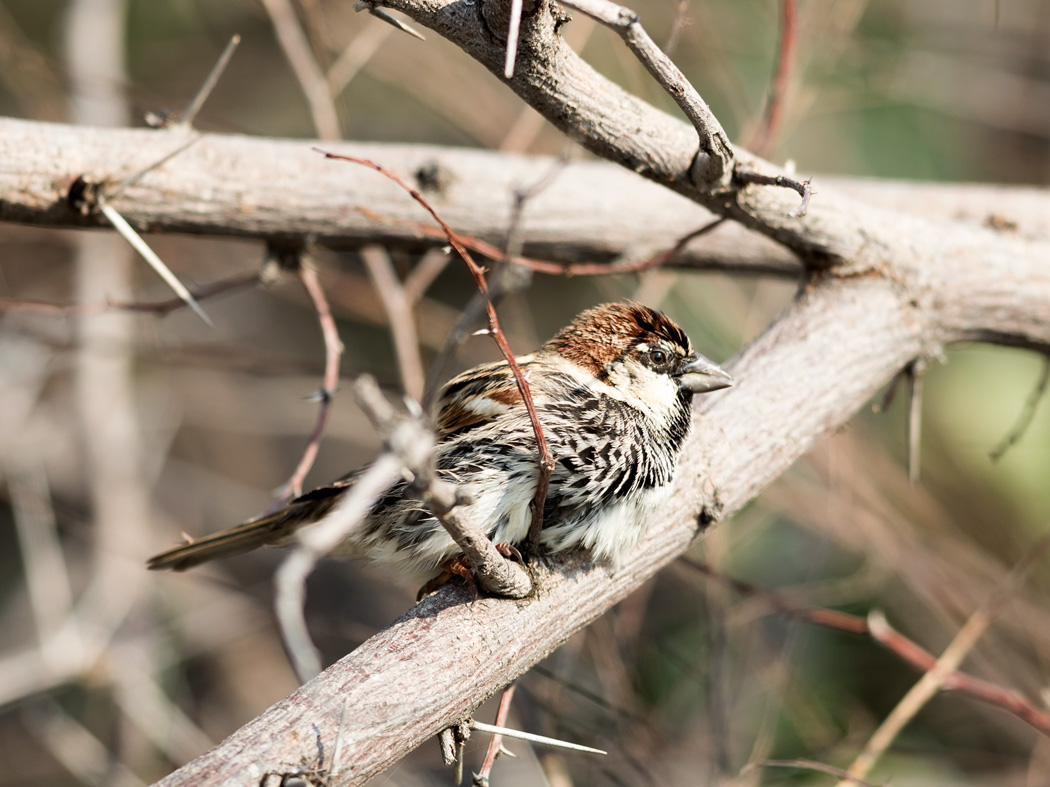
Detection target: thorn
<box><xmin>106</xmin><ymin>134</ymin><xmax>202</xmax><ymax>200</ymax></box>
<box><xmin>353</xmin><ymin>2</ymin><xmax>426</xmax><ymax>40</ymax></box>
<box><xmin>180</xmin><ymin>33</ymin><xmax>242</xmax><ymax>128</ymax></box>
<box><xmin>470</xmin><ymin>721</ymin><xmax>606</xmax><ymax>756</ymax></box>
<box><xmin>179</xmin><ymin>531</ymin><xmax>196</xmax><ymax>544</ymax></box>
<box><xmin>98</xmin><ymin>202</ymin><xmax>213</xmax><ymax>326</ymax></box>
<box><xmin>304</xmin><ymin>388</ymin><xmax>333</xmax><ymax>404</ymax></box>
<box><xmin>497</xmin><ymin>744</ymin><xmax>518</xmax><ymax>759</ymax></box>
<box><xmin>907</xmin><ymin>359</ymin><xmax>926</xmax><ymax>484</ymax></box>
<box><xmin>472</xmin><ymin>328</ymin><xmax>491</xmax><ymax>336</ymax></box>
<box><xmin>504</xmin><ymin>0</ymin><xmax>523</xmax><ymax>78</ymax></box>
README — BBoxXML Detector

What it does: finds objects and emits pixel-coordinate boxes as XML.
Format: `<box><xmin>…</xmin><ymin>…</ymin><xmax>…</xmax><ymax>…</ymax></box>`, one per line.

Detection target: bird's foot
<box><xmin>416</xmin><ymin>556</ymin><xmax>477</xmax><ymax>601</ymax></box>
<box><xmin>415</xmin><ymin>545</ymin><xmax>524</xmax><ymax>601</ymax></box>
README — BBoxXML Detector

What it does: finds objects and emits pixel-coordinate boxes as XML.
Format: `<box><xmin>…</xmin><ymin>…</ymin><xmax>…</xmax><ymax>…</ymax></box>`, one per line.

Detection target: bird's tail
<box><xmin>147</xmin><ymin>482</ymin><xmax>352</xmax><ymax>571</ymax></box>
<box><xmin>147</xmin><ymin>513</ymin><xmax>292</xmax><ymax>572</ymax></box>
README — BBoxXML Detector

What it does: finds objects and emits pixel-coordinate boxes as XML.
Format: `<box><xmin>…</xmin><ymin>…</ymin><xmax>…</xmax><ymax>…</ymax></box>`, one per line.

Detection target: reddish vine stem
<box><xmin>679</xmin><ymin>558</ymin><xmax>1050</xmax><ymax>738</ymax></box>
<box><xmin>474</xmin><ymin>684</ymin><xmax>516</xmax><ymax>785</ymax></box>
<box><xmin>320</xmin><ymin>150</ymin><xmax>555</xmax><ymax>556</ymax></box>
<box><xmin>265</xmin><ymin>258</ymin><xmax>344</xmax><ymax>511</ymax></box>
<box><xmin>355</xmin><ymin>206</ymin><xmax>729</xmax><ymax>276</ymax></box>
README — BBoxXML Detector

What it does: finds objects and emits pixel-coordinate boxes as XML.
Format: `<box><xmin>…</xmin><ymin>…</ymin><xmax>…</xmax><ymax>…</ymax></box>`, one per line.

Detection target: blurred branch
<box><xmin>989</xmin><ymin>355</ymin><xmax>1049</xmax><ymax>462</ymax></box>
<box><xmin>361</xmin><ymin>245</ymin><xmax>426</xmax><ymax>400</ymax></box>
<box><xmin>680</xmin><ymin>558</ymin><xmax>1050</xmax><ymax>742</ymax></box>
<box><xmin>841</xmin><ymin>537</ymin><xmax>1050</xmax><ymax>784</ymax></box>
<box><xmin>260</xmin><ymin>0</ymin><xmax>341</xmax><ymax>140</ymax></box>
<box><xmin>744</xmin><ymin>0</ymin><xmax>798</xmax><ymax>156</ymax></box>
<box><xmin>274</xmin><ymin>450</ymin><xmax>403</xmax><ymax>682</ymax></box>
<box><xmin>748</xmin><ymin>759</ymin><xmax>876</xmax><ymax>787</ymax></box>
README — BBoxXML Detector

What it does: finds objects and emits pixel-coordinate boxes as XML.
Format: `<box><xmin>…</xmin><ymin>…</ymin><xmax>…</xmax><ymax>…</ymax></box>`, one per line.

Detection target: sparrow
<box><xmin>147</xmin><ymin>302</ymin><xmax>732</xmax><ymax>584</ymax></box>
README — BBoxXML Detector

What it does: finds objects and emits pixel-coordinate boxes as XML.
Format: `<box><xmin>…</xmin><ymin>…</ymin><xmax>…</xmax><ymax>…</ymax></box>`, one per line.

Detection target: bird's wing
<box><xmin>434</xmin><ymin>357</ymin><xmax>535</xmax><ymax>439</ymax></box>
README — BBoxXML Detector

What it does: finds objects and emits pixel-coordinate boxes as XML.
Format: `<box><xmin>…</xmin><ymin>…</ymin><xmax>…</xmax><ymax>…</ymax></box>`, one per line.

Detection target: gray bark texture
<box><xmin>3</xmin><ymin>0</ymin><xmax>1050</xmax><ymax>782</ymax></box>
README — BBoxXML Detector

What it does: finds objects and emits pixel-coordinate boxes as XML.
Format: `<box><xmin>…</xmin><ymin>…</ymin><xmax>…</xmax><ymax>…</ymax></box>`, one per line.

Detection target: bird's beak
<box><xmin>677</xmin><ymin>353</ymin><xmax>734</xmax><ymax>394</ymax></box>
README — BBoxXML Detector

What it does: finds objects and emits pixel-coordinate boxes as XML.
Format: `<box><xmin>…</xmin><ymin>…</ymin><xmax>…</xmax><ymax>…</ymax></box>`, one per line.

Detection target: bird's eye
<box><xmin>649</xmin><ymin>348</ymin><xmax>667</xmax><ymax>365</ymax></box>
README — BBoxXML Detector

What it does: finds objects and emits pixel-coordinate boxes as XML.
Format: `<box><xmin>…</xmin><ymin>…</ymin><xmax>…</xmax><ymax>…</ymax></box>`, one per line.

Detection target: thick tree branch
<box><xmin>4</xmin><ymin>118</ymin><xmax>1050</xmax><ymax>278</ymax></box>
<box><xmin>155</xmin><ymin>239</ymin><xmax>1050</xmax><ymax>784</ymax></box>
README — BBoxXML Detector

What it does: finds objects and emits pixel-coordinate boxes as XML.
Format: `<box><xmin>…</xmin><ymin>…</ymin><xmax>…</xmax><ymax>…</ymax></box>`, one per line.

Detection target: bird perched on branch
<box><xmin>148</xmin><ymin>302</ymin><xmax>732</xmax><ymax>583</ymax></box>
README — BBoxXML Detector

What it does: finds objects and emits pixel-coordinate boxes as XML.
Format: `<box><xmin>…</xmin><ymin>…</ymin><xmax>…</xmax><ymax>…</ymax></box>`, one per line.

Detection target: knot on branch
<box><xmin>66</xmin><ymin>175</ymin><xmax>104</xmax><ymax>216</ymax></box>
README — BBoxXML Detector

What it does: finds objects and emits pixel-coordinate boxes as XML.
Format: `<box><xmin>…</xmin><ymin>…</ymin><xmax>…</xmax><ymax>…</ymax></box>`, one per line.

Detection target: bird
<box><xmin>147</xmin><ymin>302</ymin><xmax>732</xmax><ymax>585</ymax></box>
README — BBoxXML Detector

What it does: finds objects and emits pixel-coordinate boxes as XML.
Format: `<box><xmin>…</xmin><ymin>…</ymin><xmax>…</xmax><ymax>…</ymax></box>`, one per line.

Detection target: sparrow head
<box><xmin>542</xmin><ymin>302</ymin><xmax>732</xmax><ymax>409</ymax></box>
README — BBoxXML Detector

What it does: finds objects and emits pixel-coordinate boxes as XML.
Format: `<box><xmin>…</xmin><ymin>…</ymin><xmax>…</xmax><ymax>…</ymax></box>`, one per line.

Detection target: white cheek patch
<box><xmin>605</xmin><ymin>362</ymin><xmax>681</xmax><ymax>423</ymax></box>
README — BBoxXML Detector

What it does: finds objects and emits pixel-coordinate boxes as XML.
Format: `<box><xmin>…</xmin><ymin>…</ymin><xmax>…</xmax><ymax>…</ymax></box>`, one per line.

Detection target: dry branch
<box><xmin>155</xmin><ymin>246</ymin><xmax>1050</xmax><ymax>784</ymax></box>
<box><xmin>5</xmin><ymin>118</ymin><xmax>1050</xmax><ymax>278</ymax></box>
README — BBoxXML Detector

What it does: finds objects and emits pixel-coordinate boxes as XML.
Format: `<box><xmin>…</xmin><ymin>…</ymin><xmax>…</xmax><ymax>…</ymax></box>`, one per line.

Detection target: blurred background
<box><xmin>1</xmin><ymin>0</ymin><xmax>1049</xmax><ymax>785</ymax></box>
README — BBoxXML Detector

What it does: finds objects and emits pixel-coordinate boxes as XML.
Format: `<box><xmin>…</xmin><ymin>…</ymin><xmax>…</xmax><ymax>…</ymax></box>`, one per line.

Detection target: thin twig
<box><xmin>275</xmin><ymin>453</ymin><xmax>404</xmax><ymax>682</ymax></box>
<box><xmin>321</xmin><ymin>150</ymin><xmax>554</xmax><ymax>564</ymax></box>
<box><xmin>260</xmin><ymin>0</ymin><xmax>342</xmax><ymax>140</ymax></box>
<box><xmin>475</xmin><ymin>684</ymin><xmax>516</xmax><ymax>785</ymax></box>
<box><xmin>267</xmin><ymin>256</ymin><xmax>344</xmax><ymax>509</ymax></box>
<box><xmin>361</xmin><ymin>245</ymin><xmax>426</xmax><ymax>400</ymax></box>
<box><xmin>866</xmin><ymin>613</ymin><xmax>1050</xmax><ymax>737</ymax></box>
<box><xmin>106</xmin><ymin>269</ymin><xmax>263</xmax><ymax>314</ymax></box>
<box><xmin>679</xmin><ymin>557</ymin><xmax>1050</xmax><ymax>740</ymax></box>
<box><xmin>746</xmin><ymin>0</ymin><xmax>798</xmax><ymax>156</ymax></box>
<box><xmin>990</xmin><ymin>355</ymin><xmax>1049</xmax><ymax>461</ymax></box>
<box><xmin>546</xmin><ymin>218</ymin><xmax>727</xmax><ymax>276</ymax></box>
<box><xmin>503</xmin><ymin>151</ymin><xmax>571</xmax><ymax>271</ymax></box>
<box><xmin>403</xmin><ymin>248</ymin><xmax>452</xmax><ymax>305</ymax></box>
<box><xmin>662</xmin><ymin>0</ymin><xmax>689</xmax><ymax>56</ymax></box>
<box><xmin>840</xmin><ymin>536</ymin><xmax>1050</xmax><ymax>784</ymax></box>
<box><xmin>180</xmin><ymin>34</ymin><xmax>241</xmax><ymax>127</ymax></box>
<box><xmin>353</xmin><ymin>204</ymin><xmax>728</xmax><ymax>276</ymax></box>
<box><xmin>420</xmin><ymin>269</ymin><xmax>518</xmax><ymax>409</ymax></box>
<box><xmin>354</xmin><ymin>377</ymin><xmax>532</xmax><ymax>598</ymax></box>
<box><xmin>556</xmin><ymin>0</ymin><xmax>732</xmax><ymax>187</ymax></box>
<box><xmin>0</xmin><ymin>270</ymin><xmax>261</xmax><ymax>316</ymax></box>
<box><xmin>734</xmin><ymin>168</ymin><xmax>812</xmax><ymax>217</ymax></box>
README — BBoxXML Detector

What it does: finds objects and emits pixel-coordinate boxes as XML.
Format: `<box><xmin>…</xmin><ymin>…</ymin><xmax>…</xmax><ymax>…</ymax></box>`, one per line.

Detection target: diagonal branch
<box><xmin>154</xmin><ymin>234</ymin><xmax>1050</xmax><ymax>783</ymax></box>
<box><xmin>557</xmin><ymin>0</ymin><xmax>732</xmax><ymax>188</ymax></box>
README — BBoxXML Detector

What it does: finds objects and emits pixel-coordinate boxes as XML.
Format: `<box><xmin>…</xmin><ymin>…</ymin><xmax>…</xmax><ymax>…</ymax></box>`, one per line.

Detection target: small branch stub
<box><xmin>735</xmin><ymin>167</ymin><xmax>813</xmax><ymax>217</ymax></box>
